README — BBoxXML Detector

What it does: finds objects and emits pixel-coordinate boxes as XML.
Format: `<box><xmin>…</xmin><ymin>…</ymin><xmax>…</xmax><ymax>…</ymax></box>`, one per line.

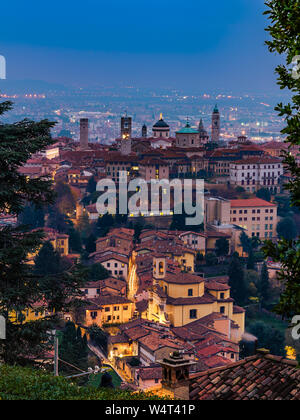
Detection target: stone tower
<box><xmin>198</xmin><ymin>119</ymin><xmax>209</xmax><ymax>144</ymax></box>
<box><xmin>80</xmin><ymin>118</ymin><xmax>89</xmax><ymax>150</ymax></box>
<box><xmin>120</xmin><ymin>115</ymin><xmax>132</xmax><ymax>155</ymax></box>
<box><xmin>158</xmin><ymin>352</ymin><xmax>196</xmax><ymax>400</ymax></box>
<box><xmin>121</xmin><ymin>115</ymin><xmax>132</xmax><ymax>140</ymax></box>
<box><xmin>211</xmin><ymin>105</ymin><xmax>220</xmax><ymax>143</ymax></box>
<box><xmin>142</xmin><ymin>124</ymin><xmax>147</xmax><ymax>138</ymax></box>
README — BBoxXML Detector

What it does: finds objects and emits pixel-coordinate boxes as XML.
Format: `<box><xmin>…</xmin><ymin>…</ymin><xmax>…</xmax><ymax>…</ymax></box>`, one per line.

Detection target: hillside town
<box><xmin>2</xmin><ymin>103</ymin><xmax>299</xmax><ymax>399</ymax></box>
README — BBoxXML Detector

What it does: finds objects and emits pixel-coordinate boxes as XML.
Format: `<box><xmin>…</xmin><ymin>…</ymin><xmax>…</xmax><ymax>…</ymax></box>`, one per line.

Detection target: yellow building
<box><xmin>230</xmin><ymin>198</ymin><xmax>277</xmax><ymax>239</ymax></box>
<box><xmin>83</xmin><ymin>295</ymin><xmax>134</xmax><ymax>328</ymax></box>
<box><xmin>9</xmin><ymin>301</ymin><xmax>53</xmax><ymax>324</ymax></box>
<box><xmin>149</xmin><ymin>257</ymin><xmax>245</xmax><ymax>342</ymax></box>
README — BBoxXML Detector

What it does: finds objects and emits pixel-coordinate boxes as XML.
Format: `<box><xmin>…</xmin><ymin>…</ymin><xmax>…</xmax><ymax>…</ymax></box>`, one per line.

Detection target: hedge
<box><xmin>0</xmin><ymin>365</ymin><xmax>163</xmax><ymax>400</ymax></box>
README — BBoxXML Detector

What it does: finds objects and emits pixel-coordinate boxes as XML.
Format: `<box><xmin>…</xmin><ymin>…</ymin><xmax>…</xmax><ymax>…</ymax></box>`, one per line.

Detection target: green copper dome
<box><xmin>176</xmin><ymin>121</ymin><xmax>199</xmax><ymax>134</ymax></box>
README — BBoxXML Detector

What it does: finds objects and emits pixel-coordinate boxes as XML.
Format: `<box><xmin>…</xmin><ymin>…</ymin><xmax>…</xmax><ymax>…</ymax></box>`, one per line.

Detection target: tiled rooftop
<box><xmin>190</xmin><ymin>351</ymin><xmax>300</xmax><ymax>400</ymax></box>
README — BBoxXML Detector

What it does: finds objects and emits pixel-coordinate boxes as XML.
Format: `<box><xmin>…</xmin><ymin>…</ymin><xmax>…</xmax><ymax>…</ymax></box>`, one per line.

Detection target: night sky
<box><xmin>0</xmin><ymin>0</ymin><xmax>282</xmax><ymax>92</ymax></box>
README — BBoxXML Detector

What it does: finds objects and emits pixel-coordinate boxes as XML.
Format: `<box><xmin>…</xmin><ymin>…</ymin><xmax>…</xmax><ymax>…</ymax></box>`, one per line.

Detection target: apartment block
<box><xmin>230</xmin><ymin>198</ymin><xmax>277</xmax><ymax>239</ymax></box>
<box><xmin>229</xmin><ymin>157</ymin><xmax>283</xmax><ymax>193</ymax></box>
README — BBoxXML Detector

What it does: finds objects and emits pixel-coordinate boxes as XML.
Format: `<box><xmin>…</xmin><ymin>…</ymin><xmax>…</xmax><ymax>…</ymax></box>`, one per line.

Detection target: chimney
<box><xmin>158</xmin><ymin>351</ymin><xmax>196</xmax><ymax>400</ymax></box>
<box><xmin>80</xmin><ymin>118</ymin><xmax>89</xmax><ymax>150</ymax></box>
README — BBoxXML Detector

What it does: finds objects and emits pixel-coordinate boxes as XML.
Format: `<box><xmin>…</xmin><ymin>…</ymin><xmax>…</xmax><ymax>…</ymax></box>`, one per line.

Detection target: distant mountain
<box><xmin>0</xmin><ymin>79</ymin><xmax>70</xmax><ymax>94</ymax></box>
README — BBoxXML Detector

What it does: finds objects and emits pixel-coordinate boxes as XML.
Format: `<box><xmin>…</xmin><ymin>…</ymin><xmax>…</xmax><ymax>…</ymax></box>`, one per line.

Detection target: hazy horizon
<box><xmin>0</xmin><ymin>0</ymin><xmax>285</xmax><ymax>94</ymax></box>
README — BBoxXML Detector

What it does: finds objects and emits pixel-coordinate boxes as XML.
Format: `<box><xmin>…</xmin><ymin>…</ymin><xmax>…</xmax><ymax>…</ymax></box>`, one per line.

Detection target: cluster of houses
<box><xmin>5</xmin><ymin>110</ymin><xmax>298</xmax><ymax>397</ymax></box>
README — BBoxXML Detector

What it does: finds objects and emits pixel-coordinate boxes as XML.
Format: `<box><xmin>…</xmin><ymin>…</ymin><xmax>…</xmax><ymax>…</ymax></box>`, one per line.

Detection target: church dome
<box><xmin>153</xmin><ymin>114</ymin><xmax>169</xmax><ymax>129</ymax></box>
<box><xmin>176</xmin><ymin>121</ymin><xmax>198</xmax><ymax>134</ymax></box>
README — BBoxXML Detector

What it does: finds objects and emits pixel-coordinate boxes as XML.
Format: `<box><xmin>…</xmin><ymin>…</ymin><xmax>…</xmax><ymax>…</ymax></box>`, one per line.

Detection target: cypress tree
<box><xmin>228</xmin><ymin>253</ymin><xmax>247</xmax><ymax>306</ymax></box>
<box><xmin>0</xmin><ymin>102</ymin><xmax>88</xmax><ymax>365</ymax></box>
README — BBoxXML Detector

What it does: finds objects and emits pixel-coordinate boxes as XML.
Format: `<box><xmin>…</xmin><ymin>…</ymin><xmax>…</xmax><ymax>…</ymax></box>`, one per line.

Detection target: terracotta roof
<box><xmin>84</xmin><ymin>277</ymin><xmax>125</xmax><ymax>291</ymax></box>
<box><xmin>167</xmin><ymin>293</ymin><xmax>216</xmax><ymax>306</ymax></box>
<box><xmin>86</xmin><ymin>295</ymin><xmax>132</xmax><ymax>309</ymax></box>
<box><xmin>137</xmin><ymin>365</ymin><xmax>162</xmax><ymax>380</ymax></box>
<box><xmin>138</xmin><ymin>332</ymin><xmax>182</xmax><ymax>352</ymax></box>
<box><xmin>164</xmin><ymin>272</ymin><xmax>204</xmax><ymax>285</ymax></box>
<box><xmin>196</xmin><ymin>312</ymin><xmax>229</xmax><ymax>326</ymax></box>
<box><xmin>89</xmin><ymin>252</ymin><xmax>129</xmax><ymax>264</ymax></box>
<box><xmin>202</xmin><ymin>355</ymin><xmax>232</xmax><ymax>369</ymax></box>
<box><xmin>189</xmin><ymin>351</ymin><xmax>300</xmax><ymax>400</ymax></box>
<box><xmin>230</xmin><ymin>198</ymin><xmax>276</xmax><ymax>208</ymax></box>
<box><xmin>233</xmin><ymin>305</ymin><xmax>246</xmax><ymax>314</ymax></box>
<box><xmin>109</xmin><ymin>334</ymin><xmax>129</xmax><ymax>344</ymax></box>
<box><xmin>232</xmin><ymin>157</ymin><xmax>282</xmax><ymax>165</ymax></box>
<box><xmin>205</xmin><ymin>281</ymin><xmax>231</xmax><ymax>291</ymax></box>
<box><xmin>261</xmin><ymin>141</ymin><xmax>288</xmax><ymax>150</ymax></box>
<box><xmin>197</xmin><ymin>344</ymin><xmax>237</xmax><ymax>357</ymax></box>
<box><xmin>123</xmin><ymin>326</ymin><xmax>150</xmax><ymax>341</ymax></box>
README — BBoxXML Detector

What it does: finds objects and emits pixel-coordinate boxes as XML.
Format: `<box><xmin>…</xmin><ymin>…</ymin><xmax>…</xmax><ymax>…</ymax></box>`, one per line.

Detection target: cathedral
<box><xmin>119</xmin><ymin>106</ymin><xmax>221</xmax><ymax>154</ymax></box>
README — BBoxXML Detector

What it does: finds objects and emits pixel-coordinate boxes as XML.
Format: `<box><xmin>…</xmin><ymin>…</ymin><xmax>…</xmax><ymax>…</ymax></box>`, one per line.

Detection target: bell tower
<box><xmin>121</xmin><ymin>114</ymin><xmax>132</xmax><ymax>140</ymax></box>
<box><xmin>153</xmin><ymin>255</ymin><xmax>166</xmax><ymax>280</ymax></box>
<box><xmin>211</xmin><ymin>104</ymin><xmax>220</xmax><ymax>143</ymax></box>
<box><xmin>120</xmin><ymin>114</ymin><xmax>132</xmax><ymax>155</ymax></box>
<box><xmin>80</xmin><ymin>118</ymin><xmax>89</xmax><ymax>150</ymax></box>
<box><xmin>142</xmin><ymin>124</ymin><xmax>147</xmax><ymax>138</ymax></box>
<box><xmin>198</xmin><ymin>118</ymin><xmax>209</xmax><ymax>144</ymax></box>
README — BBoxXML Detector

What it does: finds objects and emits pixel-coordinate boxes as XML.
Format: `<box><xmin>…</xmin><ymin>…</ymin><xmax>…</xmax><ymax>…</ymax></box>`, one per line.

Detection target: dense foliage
<box><xmin>0</xmin><ymin>365</ymin><xmax>163</xmax><ymax>400</ymax></box>
<box><xmin>0</xmin><ymin>103</ymin><xmax>88</xmax><ymax>364</ymax></box>
<box><xmin>59</xmin><ymin>322</ymin><xmax>88</xmax><ymax>375</ymax></box>
<box><xmin>263</xmin><ymin>0</ymin><xmax>300</xmax><ymax>317</ymax></box>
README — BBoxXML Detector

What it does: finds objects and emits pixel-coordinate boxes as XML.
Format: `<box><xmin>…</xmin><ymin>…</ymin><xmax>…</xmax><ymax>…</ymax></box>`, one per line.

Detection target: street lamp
<box><xmin>47</xmin><ymin>329</ymin><xmax>59</xmax><ymax>376</ymax></box>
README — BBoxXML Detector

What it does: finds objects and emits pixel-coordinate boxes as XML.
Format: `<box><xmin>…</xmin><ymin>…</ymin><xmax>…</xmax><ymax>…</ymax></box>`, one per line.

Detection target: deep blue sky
<box><xmin>0</xmin><ymin>0</ymin><xmax>281</xmax><ymax>92</ymax></box>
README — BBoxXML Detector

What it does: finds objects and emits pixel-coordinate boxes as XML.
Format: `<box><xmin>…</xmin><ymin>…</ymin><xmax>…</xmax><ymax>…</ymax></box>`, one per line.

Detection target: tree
<box><xmin>68</xmin><ymin>227</ymin><xmax>83</xmax><ymax>253</ymax></box>
<box><xmin>256</xmin><ymin>188</ymin><xmax>271</xmax><ymax>202</ymax></box>
<box><xmin>47</xmin><ymin>206</ymin><xmax>73</xmax><ymax>233</ymax></box>
<box><xmin>205</xmin><ymin>252</ymin><xmax>218</xmax><ymax>266</ymax></box>
<box><xmin>245</xmin><ymin>270</ymin><xmax>259</xmax><ymax>299</ymax></box>
<box><xmin>54</xmin><ymin>181</ymin><xmax>76</xmax><ymax>215</ymax></box>
<box><xmin>59</xmin><ymin>321</ymin><xmax>88</xmax><ymax>375</ymax></box>
<box><xmin>34</xmin><ymin>242</ymin><xmax>61</xmax><ymax>276</ymax></box>
<box><xmin>88</xmin><ymin>263</ymin><xmax>109</xmax><ymax>282</ymax></box>
<box><xmin>85</xmin><ymin>233</ymin><xmax>97</xmax><ymax>254</ymax></box>
<box><xmin>247</xmin><ymin>248</ymin><xmax>255</xmax><ymax>270</ymax></box>
<box><xmin>195</xmin><ymin>252</ymin><xmax>204</xmax><ymax>272</ymax></box>
<box><xmin>88</xmin><ymin>324</ymin><xmax>109</xmax><ymax>354</ymax></box>
<box><xmin>249</xmin><ymin>321</ymin><xmax>285</xmax><ymax>356</ymax></box>
<box><xmin>228</xmin><ymin>253</ymin><xmax>247</xmax><ymax>306</ymax></box>
<box><xmin>86</xmin><ymin>176</ymin><xmax>97</xmax><ymax>194</ymax></box>
<box><xmin>258</xmin><ymin>263</ymin><xmax>270</xmax><ymax>305</ymax></box>
<box><xmin>0</xmin><ymin>102</ymin><xmax>88</xmax><ymax>365</ymax></box>
<box><xmin>18</xmin><ymin>204</ymin><xmax>45</xmax><ymax>229</ymax></box>
<box><xmin>239</xmin><ymin>231</ymin><xmax>252</xmax><ymax>256</ymax></box>
<box><xmin>215</xmin><ymin>238</ymin><xmax>229</xmax><ymax>259</ymax></box>
<box><xmin>276</xmin><ymin>217</ymin><xmax>297</xmax><ymax>241</ymax></box>
<box><xmin>262</xmin><ymin>0</ymin><xmax>300</xmax><ymax>318</ymax></box>
<box><xmin>77</xmin><ymin>213</ymin><xmax>92</xmax><ymax>241</ymax></box>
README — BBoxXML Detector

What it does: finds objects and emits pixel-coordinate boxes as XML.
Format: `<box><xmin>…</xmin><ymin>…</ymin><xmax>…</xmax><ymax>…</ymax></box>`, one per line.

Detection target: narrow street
<box><xmin>88</xmin><ymin>343</ymin><xmax>129</xmax><ymax>384</ymax></box>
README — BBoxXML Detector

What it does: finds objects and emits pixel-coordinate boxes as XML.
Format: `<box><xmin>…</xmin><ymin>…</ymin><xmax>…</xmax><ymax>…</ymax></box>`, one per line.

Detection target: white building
<box><xmin>229</xmin><ymin>157</ymin><xmax>283</xmax><ymax>193</ymax></box>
